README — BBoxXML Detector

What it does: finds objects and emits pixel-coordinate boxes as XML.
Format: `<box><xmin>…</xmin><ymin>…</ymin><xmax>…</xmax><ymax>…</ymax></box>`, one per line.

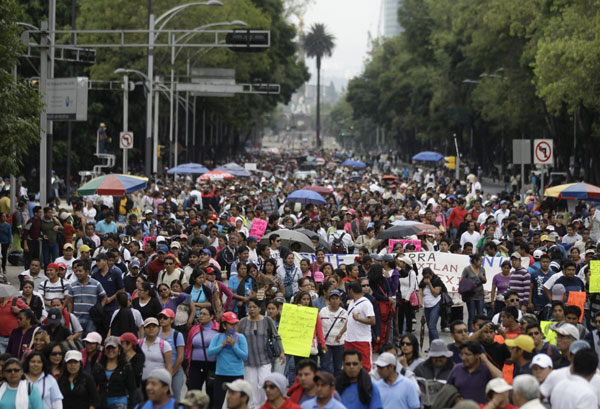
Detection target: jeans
<box><xmin>78</xmin><ymin>316</ymin><xmax>96</xmax><ymax>337</ymax></box>
<box><xmin>424</xmin><ymin>301</ymin><xmax>441</xmax><ymax>343</ymax></box>
<box><xmin>171</xmin><ymin>366</ymin><xmax>185</xmax><ymax>402</ymax></box>
<box><xmin>321</xmin><ymin>345</ymin><xmax>344</xmax><ymax>377</ymax></box>
<box><xmin>466</xmin><ymin>299</ymin><xmax>485</xmax><ymax>332</ymax></box>
<box><xmin>42</xmin><ymin>241</ymin><xmax>59</xmax><ymax>267</ymax></box>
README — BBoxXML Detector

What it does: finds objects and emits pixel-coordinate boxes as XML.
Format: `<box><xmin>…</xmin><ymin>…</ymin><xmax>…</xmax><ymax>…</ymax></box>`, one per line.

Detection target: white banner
<box><xmin>298</xmin><ymin>252</ymin><xmax>529</xmax><ymax>298</ymax></box>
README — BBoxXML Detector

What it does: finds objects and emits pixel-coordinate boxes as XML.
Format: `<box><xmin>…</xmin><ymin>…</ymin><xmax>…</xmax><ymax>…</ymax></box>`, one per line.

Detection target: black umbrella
<box><xmin>296</xmin><ymin>228</ymin><xmax>331</xmax><ymax>252</ymax></box>
<box><xmin>376</xmin><ymin>225</ymin><xmax>422</xmax><ymax>240</ymax></box>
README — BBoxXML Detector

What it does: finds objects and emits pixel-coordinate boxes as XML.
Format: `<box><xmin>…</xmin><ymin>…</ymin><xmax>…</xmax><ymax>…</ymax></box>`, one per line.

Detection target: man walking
<box><xmin>342</xmin><ymin>281</ymin><xmax>376</xmax><ymax>370</ymax></box>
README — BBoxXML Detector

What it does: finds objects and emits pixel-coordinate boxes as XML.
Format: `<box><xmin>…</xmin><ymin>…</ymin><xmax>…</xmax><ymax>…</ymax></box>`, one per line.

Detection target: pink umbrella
<box><xmin>302</xmin><ymin>185</ymin><xmax>333</xmax><ymax>195</ymax></box>
<box><xmin>199</xmin><ymin>170</ymin><xmax>234</xmax><ymax>181</ymax></box>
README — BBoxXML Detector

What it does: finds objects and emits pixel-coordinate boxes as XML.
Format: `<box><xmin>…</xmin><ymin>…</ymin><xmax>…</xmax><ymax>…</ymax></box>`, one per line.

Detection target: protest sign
<box><xmin>388</xmin><ymin>239</ymin><xmax>422</xmax><ymax>253</ymax></box>
<box><xmin>249</xmin><ymin>219</ymin><xmax>268</xmax><ymax>239</ymax></box>
<box><xmin>567</xmin><ymin>291</ymin><xmax>586</xmax><ymax>322</ymax></box>
<box><xmin>590</xmin><ymin>260</ymin><xmax>600</xmax><ymax>293</ymax></box>
<box><xmin>278</xmin><ymin>303</ymin><xmax>318</xmax><ymax>357</ymax></box>
<box><xmin>540</xmin><ymin>321</ymin><xmax>557</xmax><ymax>345</ymax></box>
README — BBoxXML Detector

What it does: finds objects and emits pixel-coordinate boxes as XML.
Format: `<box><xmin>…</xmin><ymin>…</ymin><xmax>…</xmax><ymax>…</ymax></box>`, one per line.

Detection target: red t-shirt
<box><xmin>449</xmin><ymin>207</ymin><xmax>468</xmax><ymax>228</ymax></box>
<box><xmin>480</xmin><ymin>404</ymin><xmax>518</xmax><ymax>409</ymax></box>
<box><xmin>260</xmin><ymin>399</ymin><xmax>303</xmax><ymax>409</ymax></box>
<box><xmin>146</xmin><ymin>258</ymin><xmax>165</xmax><ymax>284</ymax></box>
<box><xmin>0</xmin><ymin>297</ymin><xmax>30</xmax><ymax>337</ymax></box>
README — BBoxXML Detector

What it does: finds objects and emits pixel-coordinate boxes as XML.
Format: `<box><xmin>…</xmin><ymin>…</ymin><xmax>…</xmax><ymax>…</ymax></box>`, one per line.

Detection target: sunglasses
<box><xmin>361</xmin><ymin>284</ymin><xmax>370</xmax><ymax>288</ymax></box>
<box><xmin>400</xmin><ymin>342</ymin><xmax>412</xmax><ymax>346</ymax></box>
<box><xmin>507</xmin><ymin>298</ymin><xmax>519</xmax><ymax>302</ymax></box>
<box><xmin>50</xmin><ymin>351</ymin><xmax>63</xmax><ymax>356</ymax></box>
<box><xmin>3</xmin><ymin>368</ymin><xmax>21</xmax><ymax>374</ymax></box>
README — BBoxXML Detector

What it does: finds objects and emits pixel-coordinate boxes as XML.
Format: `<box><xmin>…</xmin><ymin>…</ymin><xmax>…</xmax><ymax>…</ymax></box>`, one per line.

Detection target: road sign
<box><xmin>534</xmin><ymin>139</ymin><xmax>553</xmax><ymax>165</ymax></box>
<box><xmin>512</xmin><ymin>139</ymin><xmax>531</xmax><ymax>165</ymax></box>
<box><xmin>47</xmin><ymin>77</ymin><xmax>88</xmax><ymax>121</ymax></box>
<box><xmin>120</xmin><ymin>131</ymin><xmax>133</xmax><ymax>150</ymax></box>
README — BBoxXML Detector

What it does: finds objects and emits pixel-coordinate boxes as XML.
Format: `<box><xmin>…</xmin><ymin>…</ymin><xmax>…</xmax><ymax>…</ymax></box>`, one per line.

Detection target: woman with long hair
<box><xmin>277</xmin><ymin>255</ymin><xmax>301</xmax><ymax>301</ymax></box>
<box><xmin>0</xmin><ymin>358</ymin><xmax>44</xmax><ymax>408</ymax></box>
<box><xmin>156</xmin><ymin>283</ymin><xmax>188</xmax><ymax>314</ymax></box>
<box><xmin>7</xmin><ymin>308</ymin><xmax>38</xmax><ymax>359</ymax></box>
<box><xmin>396</xmin><ymin>256</ymin><xmax>417</xmax><ymax>335</ymax></box>
<box><xmin>184</xmin><ymin>267</ymin><xmax>217</xmax><ymax>320</ymax></box>
<box><xmin>237</xmin><ymin>298</ymin><xmax>284</xmax><ymax>409</ymax></box>
<box><xmin>319</xmin><ymin>289</ymin><xmax>348</xmax><ymax>377</ymax></box>
<box><xmin>265</xmin><ymin>259</ymin><xmax>285</xmax><ymax>295</ymax></box>
<box><xmin>118</xmin><ymin>332</ymin><xmax>145</xmax><ymax>401</ymax></box>
<box><xmin>24</xmin><ymin>352</ymin><xmax>63</xmax><ymax>409</ymax></box>
<box><xmin>131</xmin><ymin>281</ymin><xmax>162</xmax><ymax>321</ymax></box>
<box><xmin>45</xmin><ymin>342</ymin><xmax>65</xmax><ymax>379</ymax></box>
<box><xmin>58</xmin><ymin>350</ymin><xmax>99</xmax><ymax>409</ymax></box>
<box><xmin>207</xmin><ymin>312</ymin><xmax>248</xmax><ymax>409</ymax></box>
<box><xmin>92</xmin><ymin>336</ymin><xmax>137</xmax><ymax>409</ymax></box>
<box><xmin>461</xmin><ymin>253</ymin><xmax>487</xmax><ymax>331</ymax></box>
<box><xmin>398</xmin><ymin>333</ymin><xmax>424</xmax><ymax>372</ymax></box>
<box><xmin>20</xmin><ymin>279</ymin><xmax>45</xmax><ymax>320</ymax></box>
<box><xmin>418</xmin><ymin>267</ymin><xmax>443</xmax><ymax>343</ymax></box>
<box><xmin>228</xmin><ymin>263</ymin><xmax>252</xmax><ymax>318</ymax></box>
<box><xmin>186</xmin><ymin>307</ymin><xmax>218</xmax><ymax>401</ymax></box>
<box><xmin>158</xmin><ymin>309</ymin><xmax>186</xmax><ymax>401</ymax></box>
<box><xmin>109</xmin><ymin>292</ymin><xmax>141</xmax><ymax>338</ymax></box>
<box><xmin>368</xmin><ymin>264</ymin><xmax>393</xmax><ymax>350</ymax></box>
<box><xmin>139</xmin><ymin>318</ymin><xmax>172</xmax><ymax>398</ymax></box>
<box><xmin>170</xmin><ymin>280</ymin><xmax>195</xmax><ymax>336</ymax></box>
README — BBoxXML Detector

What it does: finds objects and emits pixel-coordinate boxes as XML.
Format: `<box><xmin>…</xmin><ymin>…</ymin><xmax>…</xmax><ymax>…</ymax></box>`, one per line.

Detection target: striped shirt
<box><xmin>41</xmin><ymin>278</ymin><xmax>71</xmax><ymax>302</ymax></box>
<box><xmin>68</xmin><ymin>277</ymin><xmax>106</xmax><ymax>318</ymax></box>
<box><xmin>508</xmin><ymin>268</ymin><xmax>531</xmax><ymax>307</ymax></box>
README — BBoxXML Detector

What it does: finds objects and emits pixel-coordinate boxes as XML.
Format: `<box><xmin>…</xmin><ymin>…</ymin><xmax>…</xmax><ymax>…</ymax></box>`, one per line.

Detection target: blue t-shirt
<box><xmin>95</xmin><ymin>219</ymin><xmax>118</xmax><ymax>235</ymax></box>
<box><xmin>554</xmin><ymin>275</ymin><xmax>586</xmax><ymax>299</ymax></box>
<box><xmin>160</xmin><ymin>329</ymin><xmax>186</xmax><ymax>366</ymax></box>
<box><xmin>530</xmin><ymin>269</ymin><xmax>553</xmax><ymax>307</ymax></box>
<box><xmin>340</xmin><ymin>382</ymin><xmax>383</xmax><ymax>409</ymax></box>
<box><xmin>190</xmin><ymin>286</ymin><xmax>207</xmax><ymax>317</ymax></box>
<box><xmin>0</xmin><ymin>383</ymin><xmax>44</xmax><ymax>409</ymax></box>
<box><xmin>137</xmin><ymin>397</ymin><xmax>176</xmax><ymax>409</ymax></box>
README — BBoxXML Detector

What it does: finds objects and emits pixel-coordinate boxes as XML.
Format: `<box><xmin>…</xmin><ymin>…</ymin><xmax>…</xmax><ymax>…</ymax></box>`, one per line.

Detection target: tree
<box><xmin>0</xmin><ymin>0</ymin><xmax>41</xmax><ymax>175</ymax></box>
<box><xmin>303</xmin><ymin>23</ymin><xmax>335</xmax><ymax>148</ymax></box>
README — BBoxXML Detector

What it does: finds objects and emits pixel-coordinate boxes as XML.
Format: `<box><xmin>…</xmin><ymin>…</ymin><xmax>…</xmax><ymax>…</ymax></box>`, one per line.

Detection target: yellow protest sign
<box><xmin>589</xmin><ymin>260</ymin><xmax>600</xmax><ymax>293</ymax></box>
<box><xmin>278</xmin><ymin>303</ymin><xmax>318</xmax><ymax>357</ymax></box>
<box><xmin>540</xmin><ymin>321</ymin><xmax>557</xmax><ymax>345</ymax></box>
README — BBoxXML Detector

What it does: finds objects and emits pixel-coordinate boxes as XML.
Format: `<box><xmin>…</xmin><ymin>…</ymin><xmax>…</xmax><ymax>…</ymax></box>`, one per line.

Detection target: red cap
<box><xmin>159</xmin><ymin>308</ymin><xmax>175</xmax><ymax>319</ymax></box>
<box><xmin>56</xmin><ymin>262</ymin><xmax>67</xmax><ymax>270</ymax></box>
<box><xmin>179</xmin><ymin>234</ymin><xmax>188</xmax><ymax>240</ymax></box>
<box><xmin>222</xmin><ymin>311</ymin><xmax>239</xmax><ymax>324</ymax></box>
<box><xmin>47</xmin><ymin>263</ymin><xmax>59</xmax><ymax>271</ymax></box>
<box><xmin>210</xmin><ymin>213</ymin><xmax>218</xmax><ymax>220</ymax></box>
<box><xmin>119</xmin><ymin>332</ymin><xmax>138</xmax><ymax>345</ymax></box>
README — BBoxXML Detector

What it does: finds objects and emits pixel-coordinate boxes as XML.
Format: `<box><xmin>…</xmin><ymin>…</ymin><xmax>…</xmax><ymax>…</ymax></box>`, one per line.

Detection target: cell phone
<box><xmin>490</xmin><ymin>324</ymin><xmax>499</xmax><ymax>331</ymax></box>
<box><xmin>229</xmin><ymin>329</ymin><xmax>235</xmax><ymax>336</ymax></box>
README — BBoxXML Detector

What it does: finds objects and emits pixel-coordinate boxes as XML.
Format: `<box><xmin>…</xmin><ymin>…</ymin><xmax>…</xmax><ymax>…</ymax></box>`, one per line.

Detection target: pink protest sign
<box><xmin>249</xmin><ymin>218</ymin><xmax>268</xmax><ymax>239</ymax></box>
<box><xmin>389</xmin><ymin>239</ymin><xmax>422</xmax><ymax>253</ymax></box>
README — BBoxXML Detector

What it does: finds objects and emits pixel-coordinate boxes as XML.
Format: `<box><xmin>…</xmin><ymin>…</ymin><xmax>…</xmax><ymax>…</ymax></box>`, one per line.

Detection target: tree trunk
<box><xmin>316</xmin><ymin>56</ymin><xmax>322</xmax><ymax>148</ymax></box>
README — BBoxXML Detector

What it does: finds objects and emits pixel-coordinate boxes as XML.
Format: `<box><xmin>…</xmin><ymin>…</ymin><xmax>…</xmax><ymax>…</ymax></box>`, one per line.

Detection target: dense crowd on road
<box><xmin>0</xmin><ymin>152</ymin><xmax>598</xmax><ymax>409</ymax></box>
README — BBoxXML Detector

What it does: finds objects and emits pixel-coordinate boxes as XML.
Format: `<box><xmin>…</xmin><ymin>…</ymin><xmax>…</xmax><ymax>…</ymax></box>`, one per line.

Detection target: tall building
<box><xmin>381</xmin><ymin>0</ymin><xmax>402</xmax><ymax>38</ymax></box>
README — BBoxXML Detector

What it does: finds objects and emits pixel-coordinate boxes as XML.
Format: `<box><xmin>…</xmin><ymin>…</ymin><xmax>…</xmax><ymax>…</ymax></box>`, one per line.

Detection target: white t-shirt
<box><xmin>40</xmin><ymin>278</ymin><xmax>71</xmax><ymax>302</ymax></box>
<box><xmin>141</xmin><ymin>337</ymin><xmax>172</xmax><ymax>380</ymax></box>
<box><xmin>540</xmin><ymin>366</ymin><xmax>600</xmax><ymax>405</ymax></box>
<box><xmin>319</xmin><ymin>306</ymin><xmax>348</xmax><ymax>346</ymax></box>
<box><xmin>83</xmin><ymin>207</ymin><xmax>97</xmax><ymax>224</ymax></box>
<box><xmin>460</xmin><ymin>231</ymin><xmax>481</xmax><ymax>248</ymax></box>
<box><xmin>54</xmin><ymin>256</ymin><xmax>75</xmax><ymax>279</ymax></box>
<box><xmin>346</xmin><ymin>296</ymin><xmax>374</xmax><ymax>343</ymax></box>
<box><xmin>550</xmin><ymin>374</ymin><xmax>598</xmax><ymax>409</ymax></box>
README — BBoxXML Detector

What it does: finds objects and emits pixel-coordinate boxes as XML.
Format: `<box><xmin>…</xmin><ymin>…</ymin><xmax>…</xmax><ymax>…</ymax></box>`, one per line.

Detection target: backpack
<box><xmin>159</xmin><ymin>269</ymin><xmax>185</xmax><ymax>285</ymax></box>
<box><xmin>331</xmin><ymin>233</ymin><xmax>347</xmax><ymax>254</ymax></box>
<box><xmin>42</xmin><ymin>278</ymin><xmax>66</xmax><ymax>298</ymax></box>
<box><xmin>139</xmin><ymin>337</ymin><xmax>166</xmax><ymax>357</ymax></box>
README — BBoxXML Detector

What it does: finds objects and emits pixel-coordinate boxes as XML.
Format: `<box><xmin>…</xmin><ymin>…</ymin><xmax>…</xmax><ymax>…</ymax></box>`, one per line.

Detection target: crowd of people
<box><xmin>0</xmin><ymin>151</ymin><xmax>598</xmax><ymax>409</ymax></box>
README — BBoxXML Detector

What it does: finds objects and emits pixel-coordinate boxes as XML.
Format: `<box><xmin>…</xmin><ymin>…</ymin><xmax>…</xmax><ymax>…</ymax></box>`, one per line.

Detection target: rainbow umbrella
<box><xmin>77</xmin><ymin>174</ymin><xmax>148</xmax><ymax>196</ymax></box>
<box><xmin>545</xmin><ymin>182</ymin><xmax>600</xmax><ymax>201</ymax></box>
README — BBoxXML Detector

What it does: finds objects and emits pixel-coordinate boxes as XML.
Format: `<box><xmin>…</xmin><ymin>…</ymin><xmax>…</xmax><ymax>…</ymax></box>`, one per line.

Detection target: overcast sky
<box><xmin>302</xmin><ymin>0</ymin><xmax>381</xmax><ymax>89</ymax></box>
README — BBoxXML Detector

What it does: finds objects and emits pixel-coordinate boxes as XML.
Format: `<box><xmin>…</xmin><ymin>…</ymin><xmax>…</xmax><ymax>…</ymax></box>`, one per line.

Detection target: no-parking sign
<box><xmin>534</xmin><ymin>139</ymin><xmax>553</xmax><ymax>165</ymax></box>
<box><xmin>120</xmin><ymin>131</ymin><xmax>134</xmax><ymax>150</ymax></box>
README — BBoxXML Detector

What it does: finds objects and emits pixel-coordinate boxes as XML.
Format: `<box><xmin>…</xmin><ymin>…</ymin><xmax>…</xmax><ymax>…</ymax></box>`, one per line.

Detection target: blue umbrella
<box><xmin>412</xmin><ymin>151</ymin><xmax>444</xmax><ymax>162</ymax></box>
<box><xmin>167</xmin><ymin>163</ymin><xmax>209</xmax><ymax>175</ymax></box>
<box><xmin>286</xmin><ymin>189</ymin><xmax>327</xmax><ymax>205</ymax></box>
<box><xmin>214</xmin><ymin>164</ymin><xmax>251</xmax><ymax>177</ymax></box>
<box><xmin>341</xmin><ymin>159</ymin><xmax>366</xmax><ymax>168</ymax></box>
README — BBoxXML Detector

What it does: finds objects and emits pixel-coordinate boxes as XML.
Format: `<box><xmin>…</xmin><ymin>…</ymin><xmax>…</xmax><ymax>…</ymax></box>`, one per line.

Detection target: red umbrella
<box><xmin>382</xmin><ymin>175</ymin><xmax>397</xmax><ymax>181</ymax></box>
<box><xmin>199</xmin><ymin>170</ymin><xmax>234</xmax><ymax>181</ymax></box>
<box><xmin>303</xmin><ymin>185</ymin><xmax>333</xmax><ymax>195</ymax></box>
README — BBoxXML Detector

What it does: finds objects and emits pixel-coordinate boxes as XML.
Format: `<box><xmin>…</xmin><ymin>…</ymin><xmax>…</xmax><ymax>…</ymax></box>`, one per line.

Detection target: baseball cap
<box><xmin>143</xmin><ymin>317</ymin><xmax>160</xmax><ymax>327</ymax></box>
<box><xmin>157</xmin><ymin>244</ymin><xmax>169</xmax><ymax>254</ymax></box>
<box><xmin>224</xmin><ymin>379</ymin><xmax>252</xmax><ymax>399</ymax></box>
<box><xmin>485</xmin><ymin>378</ymin><xmax>512</xmax><ymax>394</ymax></box>
<box><xmin>533</xmin><ymin>249</ymin><xmax>544</xmax><ymax>259</ymax></box>
<box><xmin>314</xmin><ymin>271</ymin><xmax>324</xmax><ymax>283</ymax></box>
<box><xmin>47</xmin><ymin>308</ymin><xmax>62</xmax><ymax>325</ymax></box>
<box><xmin>531</xmin><ymin>354</ymin><xmax>553</xmax><ymax>369</ymax></box>
<box><xmin>374</xmin><ymin>352</ymin><xmax>397</xmax><ymax>368</ymax></box>
<box><xmin>222</xmin><ymin>312</ymin><xmax>239</xmax><ymax>324</ymax></box>
<box><xmin>63</xmin><ymin>243</ymin><xmax>73</xmax><ymax>250</ymax></box>
<box><xmin>569</xmin><ymin>340</ymin><xmax>591</xmax><ymax>355</ymax></box>
<box><xmin>180</xmin><ymin>391</ymin><xmax>210</xmax><ymax>408</ymax></box>
<box><xmin>201</xmin><ymin>249</ymin><xmax>212</xmax><ymax>256</ymax></box>
<box><xmin>552</xmin><ymin>323</ymin><xmax>579</xmax><ymax>340</ymax></box>
<box><xmin>170</xmin><ymin>241</ymin><xmax>181</xmax><ymax>249</ymax></box>
<box><xmin>104</xmin><ymin>336</ymin><xmax>121</xmax><ymax>348</ymax></box>
<box><xmin>328</xmin><ymin>289</ymin><xmax>342</xmax><ymax>298</ymax></box>
<box><xmin>79</xmin><ymin>244</ymin><xmax>91</xmax><ymax>253</ymax></box>
<box><xmin>148</xmin><ymin>368</ymin><xmax>172</xmax><ymax>392</ymax></box>
<box><xmin>159</xmin><ymin>308</ymin><xmax>175</xmax><ymax>319</ymax></box>
<box><xmin>546</xmin><ymin>235</ymin><xmax>557</xmax><ymax>243</ymax></box>
<box><xmin>247</xmin><ymin>236</ymin><xmax>258</xmax><ymax>243</ymax></box>
<box><xmin>314</xmin><ymin>371</ymin><xmax>336</xmax><ymax>386</ymax></box>
<box><xmin>119</xmin><ymin>332</ymin><xmax>138</xmax><ymax>345</ymax></box>
<box><xmin>144</xmin><ymin>209</ymin><xmax>153</xmax><ymax>215</ymax></box>
<box><xmin>510</xmin><ymin>252</ymin><xmax>521</xmax><ymax>260</ymax></box>
<box><xmin>82</xmin><ymin>332</ymin><xmax>102</xmax><ymax>344</ymax></box>
<box><xmin>551</xmin><ymin>284</ymin><xmax>566</xmax><ymax>300</ymax></box>
<box><xmin>46</xmin><ymin>263</ymin><xmax>59</xmax><ymax>271</ymax></box>
<box><xmin>505</xmin><ymin>335</ymin><xmax>535</xmax><ymax>353</ymax></box>
<box><xmin>65</xmin><ymin>350</ymin><xmax>82</xmax><ymax>363</ymax></box>
<box><xmin>398</xmin><ymin>256</ymin><xmax>413</xmax><ymax>265</ymax></box>
<box><xmin>129</xmin><ymin>258</ymin><xmax>140</xmax><ymax>268</ymax></box>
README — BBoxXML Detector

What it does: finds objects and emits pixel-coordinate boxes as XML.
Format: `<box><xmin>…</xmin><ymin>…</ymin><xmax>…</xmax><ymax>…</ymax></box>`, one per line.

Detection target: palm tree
<box><xmin>303</xmin><ymin>23</ymin><xmax>335</xmax><ymax>148</ymax></box>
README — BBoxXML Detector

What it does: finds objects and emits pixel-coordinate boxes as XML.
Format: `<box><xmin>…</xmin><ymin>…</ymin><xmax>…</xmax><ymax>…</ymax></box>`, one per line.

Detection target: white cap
<box><xmin>531</xmin><ymin>354</ymin><xmax>553</xmax><ymax>369</ymax></box>
<box><xmin>533</xmin><ymin>249</ymin><xmax>544</xmax><ymax>259</ymax></box>
<box><xmin>485</xmin><ymin>378</ymin><xmax>512</xmax><ymax>394</ymax></box>
<box><xmin>374</xmin><ymin>352</ymin><xmax>397</xmax><ymax>368</ymax></box>
<box><xmin>65</xmin><ymin>350</ymin><xmax>82</xmax><ymax>362</ymax></box>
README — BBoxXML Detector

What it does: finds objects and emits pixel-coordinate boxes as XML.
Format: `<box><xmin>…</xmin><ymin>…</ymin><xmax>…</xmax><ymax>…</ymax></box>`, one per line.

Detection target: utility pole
<box><xmin>454</xmin><ymin>133</ymin><xmax>460</xmax><ymax>181</ymax></box>
<box><xmin>122</xmin><ymin>74</ymin><xmax>129</xmax><ymax>173</ymax></box>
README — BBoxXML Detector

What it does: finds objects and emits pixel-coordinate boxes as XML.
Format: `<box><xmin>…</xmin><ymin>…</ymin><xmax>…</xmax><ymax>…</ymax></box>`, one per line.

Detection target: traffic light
<box><xmin>226</xmin><ymin>29</ymin><xmax>269</xmax><ymax>53</ymax></box>
<box><xmin>445</xmin><ymin>156</ymin><xmax>456</xmax><ymax>169</ymax></box>
<box><xmin>157</xmin><ymin>145</ymin><xmax>161</xmax><ymax>158</ymax></box>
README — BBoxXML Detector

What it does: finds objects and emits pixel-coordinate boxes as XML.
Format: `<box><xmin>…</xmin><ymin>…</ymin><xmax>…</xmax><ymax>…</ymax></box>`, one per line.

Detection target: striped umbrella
<box><xmin>544</xmin><ymin>182</ymin><xmax>600</xmax><ymax>201</ymax></box>
<box><xmin>77</xmin><ymin>174</ymin><xmax>148</xmax><ymax>196</ymax></box>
